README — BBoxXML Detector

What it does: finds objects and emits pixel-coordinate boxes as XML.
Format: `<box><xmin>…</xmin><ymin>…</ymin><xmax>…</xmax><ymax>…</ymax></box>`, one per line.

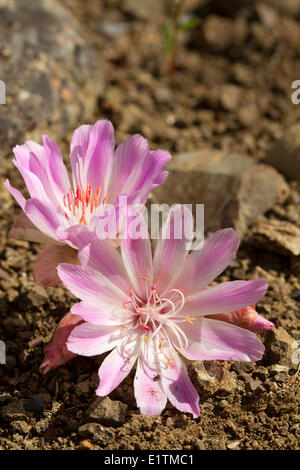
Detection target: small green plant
<box><xmin>163</xmin><ymin>0</ymin><xmax>201</xmax><ymax>80</ymax></box>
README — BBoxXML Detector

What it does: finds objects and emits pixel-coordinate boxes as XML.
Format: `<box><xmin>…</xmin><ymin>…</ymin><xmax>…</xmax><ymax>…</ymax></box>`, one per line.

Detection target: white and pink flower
<box><xmin>57</xmin><ymin>206</ymin><xmax>268</xmax><ymax>418</ymax></box>
<box><xmin>5</xmin><ymin>120</ymin><xmax>171</xmax><ymax>287</ymax></box>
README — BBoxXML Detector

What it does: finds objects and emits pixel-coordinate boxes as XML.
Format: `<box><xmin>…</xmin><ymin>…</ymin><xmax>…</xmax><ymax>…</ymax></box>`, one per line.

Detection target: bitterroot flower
<box><xmin>5</xmin><ymin>120</ymin><xmax>171</xmax><ymax>287</ymax></box>
<box><xmin>58</xmin><ymin>205</ymin><xmax>268</xmax><ymax>417</ymax></box>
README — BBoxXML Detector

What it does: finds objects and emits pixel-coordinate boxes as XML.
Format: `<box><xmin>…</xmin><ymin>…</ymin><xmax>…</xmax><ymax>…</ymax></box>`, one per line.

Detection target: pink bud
<box><xmin>208</xmin><ymin>305</ymin><xmax>275</xmax><ymax>332</ymax></box>
<box><xmin>39</xmin><ymin>313</ymin><xmax>83</xmax><ymax>374</ymax></box>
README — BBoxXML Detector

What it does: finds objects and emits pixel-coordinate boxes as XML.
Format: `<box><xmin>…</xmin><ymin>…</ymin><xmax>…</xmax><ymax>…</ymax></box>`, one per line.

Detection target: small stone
<box><xmin>246</xmin><ymin>219</ymin><xmax>300</xmax><ymax>257</ymax></box>
<box><xmin>265</xmin><ymin>122</ymin><xmax>300</xmax><ymax>180</ymax></box>
<box><xmin>190</xmin><ymin>361</ymin><xmax>236</xmax><ymax>398</ymax></box>
<box><xmin>291</xmin><ymin>289</ymin><xmax>300</xmax><ymax>300</ymax></box>
<box><xmin>227</xmin><ymin>440</ymin><xmax>240</xmax><ymax>450</ymax></box>
<box><xmin>78</xmin><ymin>423</ymin><xmax>115</xmax><ymax>445</ymax></box>
<box><xmin>153</xmin><ymin>88</ymin><xmax>174</xmax><ymax>106</ymax></box>
<box><xmin>199</xmin><ymin>15</ymin><xmax>247</xmax><ymax>53</ymax></box>
<box><xmin>121</xmin><ymin>0</ymin><xmax>167</xmax><ymax>21</ymax></box>
<box><xmin>10</xmin><ymin>420</ymin><xmax>31</xmax><ymax>435</ymax></box>
<box><xmin>75</xmin><ymin>380</ymin><xmax>90</xmax><ymax>397</ymax></box>
<box><xmin>254</xmin><ymin>366</ymin><xmax>269</xmax><ymax>381</ymax></box>
<box><xmin>238</xmin><ymin>104</ymin><xmax>260</xmax><ymax>127</ymax></box>
<box><xmin>1</xmin><ymin>400</ymin><xmax>29</xmax><ymax>422</ymax></box>
<box><xmin>264</xmin><ymin>327</ymin><xmax>294</xmax><ymax>365</ymax></box>
<box><xmin>194</xmin><ymin>439</ymin><xmax>205</xmax><ymax>450</ymax></box>
<box><xmin>245</xmin><ymin>378</ymin><xmax>262</xmax><ymax>392</ymax></box>
<box><xmin>274</xmin><ymin>372</ymin><xmax>289</xmax><ymax>383</ymax></box>
<box><xmin>269</xmin><ymin>365</ymin><xmax>289</xmax><ymax>375</ymax></box>
<box><xmin>206</xmin><ymin>438</ymin><xmax>226</xmax><ymax>450</ymax></box>
<box><xmin>27</xmin><ymin>284</ymin><xmax>48</xmax><ymax>307</ymax></box>
<box><xmin>85</xmin><ymin>397</ymin><xmax>128</xmax><ymax>427</ymax></box>
<box><xmin>220</xmin><ymin>84</ymin><xmax>242</xmax><ymax>111</ymax></box>
<box><xmin>80</xmin><ymin>440</ymin><xmax>94</xmax><ymax>450</ymax></box>
<box><xmin>97</xmin><ymin>21</ymin><xmax>129</xmax><ymax>37</ymax></box>
<box><xmin>0</xmin><ymin>392</ymin><xmax>11</xmax><ymax>404</ymax></box>
<box><xmin>35</xmin><ymin>418</ymin><xmax>51</xmax><ymax>434</ymax></box>
<box><xmin>24</xmin><ymin>395</ymin><xmax>46</xmax><ymax>412</ymax></box>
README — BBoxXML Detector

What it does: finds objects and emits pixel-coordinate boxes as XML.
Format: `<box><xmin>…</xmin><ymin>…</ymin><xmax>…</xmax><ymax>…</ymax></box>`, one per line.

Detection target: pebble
<box><xmin>264</xmin><ymin>327</ymin><xmax>294</xmax><ymax>366</ymax></box>
<box><xmin>78</xmin><ymin>423</ymin><xmax>115</xmax><ymax>445</ymax></box>
<box><xmin>269</xmin><ymin>365</ymin><xmax>289</xmax><ymax>375</ymax></box>
<box><xmin>27</xmin><ymin>284</ymin><xmax>48</xmax><ymax>307</ymax></box>
<box><xmin>227</xmin><ymin>440</ymin><xmax>240</xmax><ymax>450</ymax></box>
<box><xmin>24</xmin><ymin>395</ymin><xmax>46</xmax><ymax>412</ymax></box>
<box><xmin>97</xmin><ymin>21</ymin><xmax>129</xmax><ymax>37</ymax></box>
<box><xmin>85</xmin><ymin>397</ymin><xmax>128</xmax><ymax>427</ymax></box>
<box><xmin>245</xmin><ymin>379</ymin><xmax>262</xmax><ymax>393</ymax></box>
<box><xmin>10</xmin><ymin>420</ymin><xmax>31</xmax><ymax>435</ymax></box>
<box><xmin>190</xmin><ymin>361</ymin><xmax>237</xmax><ymax>398</ymax></box>
<box><xmin>1</xmin><ymin>400</ymin><xmax>29</xmax><ymax>422</ymax></box>
<box><xmin>0</xmin><ymin>392</ymin><xmax>11</xmax><ymax>404</ymax></box>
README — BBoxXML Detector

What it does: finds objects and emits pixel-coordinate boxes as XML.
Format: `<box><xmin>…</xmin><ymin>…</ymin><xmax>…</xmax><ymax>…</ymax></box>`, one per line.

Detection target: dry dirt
<box><xmin>0</xmin><ymin>0</ymin><xmax>299</xmax><ymax>450</ymax></box>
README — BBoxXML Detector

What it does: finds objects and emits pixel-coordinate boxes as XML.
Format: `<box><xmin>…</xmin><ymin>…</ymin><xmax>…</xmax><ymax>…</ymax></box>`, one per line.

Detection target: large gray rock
<box><xmin>150</xmin><ymin>150</ymin><xmax>289</xmax><ymax>237</ymax></box>
<box><xmin>265</xmin><ymin>122</ymin><xmax>300</xmax><ymax>180</ymax></box>
<box><xmin>0</xmin><ymin>0</ymin><xmax>103</xmax><ymax>158</ymax></box>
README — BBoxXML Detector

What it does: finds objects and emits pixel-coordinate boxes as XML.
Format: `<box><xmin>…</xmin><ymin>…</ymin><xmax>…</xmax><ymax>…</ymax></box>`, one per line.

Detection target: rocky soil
<box><xmin>0</xmin><ymin>0</ymin><xmax>299</xmax><ymax>450</ymax></box>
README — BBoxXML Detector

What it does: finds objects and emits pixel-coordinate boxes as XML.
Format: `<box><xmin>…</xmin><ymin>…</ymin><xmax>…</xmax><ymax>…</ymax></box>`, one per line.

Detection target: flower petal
<box><xmin>70</xmin><ymin>120</ymin><xmax>114</xmax><ymax>197</ymax></box>
<box><xmin>184</xmin><ymin>280</ymin><xmax>268</xmax><ymax>316</ymax></box>
<box><xmin>89</xmin><ymin>193</ymin><xmax>139</xmax><ymax>240</ymax></box>
<box><xmin>70</xmin><ymin>123</ymin><xmax>93</xmax><ymax>188</ymax></box>
<box><xmin>109</xmin><ymin>135</ymin><xmax>150</xmax><ymax>204</ymax></box>
<box><xmin>97</xmin><ymin>339</ymin><xmax>139</xmax><ymax>396</ymax></box>
<box><xmin>8</xmin><ymin>213</ymin><xmax>53</xmax><ymax>244</ymax></box>
<box><xmin>175</xmin><ymin>228</ymin><xmax>240</xmax><ymax>295</ymax></box>
<box><xmin>34</xmin><ymin>244</ymin><xmax>78</xmax><ymax>288</ymax></box>
<box><xmin>57</xmin><ymin>263</ymin><xmax>127</xmax><ymax>308</ymax></box>
<box><xmin>78</xmin><ymin>239</ymin><xmax>130</xmax><ymax>294</ymax></box>
<box><xmin>109</xmin><ymin>136</ymin><xmax>171</xmax><ymax>205</ymax></box>
<box><xmin>121</xmin><ymin>212</ymin><xmax>153</xmax><ymax>299</ymax></box>
<box><xmin>4</xmin><ymin>179</ymin><xmax>26</xmax><ymax>210</ymax></box>
<box><xmin>13</xmin><ymin>142</ymin><xmax>63</xmax><ymax>205</ymax></box>
<box><xmin>134</xmin><ymin>347</ymin><xmax>167</xmax><ymax>416</ymax></box>
<box><xmin>24</xmin><ymin>198</ymin><xmax>66</xmax><ymax>240</ymax></box>
<box><xmin>42</xmin><ymin>135</ymin><xmax>71</xmax><ymax>199</ymax></box>
<box><xmin>136</xmin><ymin>149</ymin><xmax>172</xmax><ymax>204</ymax></box>
<box><xmin>67</xmin><ymin>322</ymin><xmax>125</xmax><ymax>356</ymax></box>
<box><xmin>153</xmin><ymin>205</ymin><xmax>193</xmax><ymax>294</ymax></box>
<box><xmin>160</xmin><ymin>347</ymin><xmax>200</xmax><ymax>418</ymax></box>
<box><xmin>56</xmin><ymin>224</ymin><xmax>97</xmax><ymax>250</ymax></box>
<box><xmin>180</xmin><ymin>317</ymin><xmax>265</xmax><ymax>362</ymax></box>
<box><xmin>71</xmin><ymin>301</ymin><xmax>123</xmax><ymax>325</ymax></box>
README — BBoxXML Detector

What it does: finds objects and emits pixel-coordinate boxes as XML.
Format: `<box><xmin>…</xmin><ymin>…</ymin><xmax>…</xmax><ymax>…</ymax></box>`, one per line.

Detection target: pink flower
<box><xmin>5</xmin><ymin>120</ymin><xmax>171</xmax><ymax>287</ymax></box>
<box><xmin>57</xmin><ymin>206</ymin><xmax>267</xmax><ymax>418</ymax></box>
<box><xmin>39</xmin><ymin>306</ymin><xmax>273</xmax><ymax>374</ymax></box>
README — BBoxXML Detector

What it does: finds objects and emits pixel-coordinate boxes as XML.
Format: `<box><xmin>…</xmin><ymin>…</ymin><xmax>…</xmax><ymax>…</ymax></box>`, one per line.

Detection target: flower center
<box><xmin>62</xmin><ymin>184</ymin><xmax>109</xmax><ymax>226</ymax></box>
<box><xmin>121</xmin><ymin>276</ymin><xmax>195</xmax><ymax>353</ymax></box>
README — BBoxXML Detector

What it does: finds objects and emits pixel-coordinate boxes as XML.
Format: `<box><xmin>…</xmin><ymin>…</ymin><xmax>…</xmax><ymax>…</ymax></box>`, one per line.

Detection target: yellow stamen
<box><xmin>183</xmin><ymin>317</ymin><xmax>196</xmax><ymax>324</ymax></box>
